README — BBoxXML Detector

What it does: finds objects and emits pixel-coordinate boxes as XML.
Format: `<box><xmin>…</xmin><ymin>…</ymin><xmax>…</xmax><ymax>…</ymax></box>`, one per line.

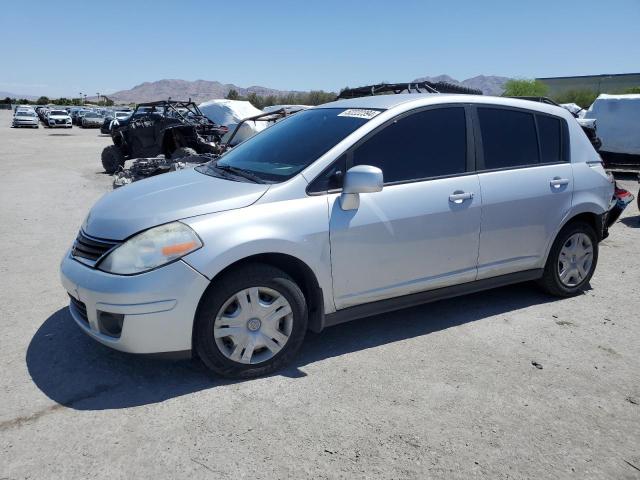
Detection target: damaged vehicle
<box><xmin>63</xmin><ymin>92</ymin><xmax>619</xmax><ymax>378</ymax></box>
<box><xmin>101</xmin><ymin>100</ymin><xmax>228</xmax><ymax>174</ymax></box>
<box><xmin>112</xmin><ymin>107</ymin><xmax>298</xmax><ymax>188</ymax></box>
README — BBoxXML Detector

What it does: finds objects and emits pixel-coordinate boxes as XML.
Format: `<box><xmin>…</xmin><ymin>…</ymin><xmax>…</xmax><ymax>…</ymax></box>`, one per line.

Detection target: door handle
<box><xmin>550</xmin><ymin>177</ymin><xmax>570</xmax><ymax>188</ymax></box>
<box><xmin>448</xmin><ymin>191</ymin><xmax>474</xmax><ymax>204</ymax></box>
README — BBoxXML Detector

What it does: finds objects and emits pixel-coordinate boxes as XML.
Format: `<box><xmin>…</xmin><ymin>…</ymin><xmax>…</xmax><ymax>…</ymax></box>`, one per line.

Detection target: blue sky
<box><xmin>2</xmin><ymin>0</ymin><xmax>639</xmax><ymax>97</ymax></box>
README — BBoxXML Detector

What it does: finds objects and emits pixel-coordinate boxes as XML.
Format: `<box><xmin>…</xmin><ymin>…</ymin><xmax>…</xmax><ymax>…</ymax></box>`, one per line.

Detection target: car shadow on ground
<box><xmin>620</xmin><ymin>215</ymin><xmax>639</xmax><ymax>228</ymax></box>
<box><xmin>27</xmin><ymin>282</ymin><xmax>554</xmax><ymax>411</ymax></box>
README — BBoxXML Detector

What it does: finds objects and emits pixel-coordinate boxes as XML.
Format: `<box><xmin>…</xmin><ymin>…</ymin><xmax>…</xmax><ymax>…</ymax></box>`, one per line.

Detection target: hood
<box><xmin>83</xmin><ymin>167</ymin><xmax>269</xmax><ymax>239</ymax></box>
<box><xmin>49</xmin><ymin>114</ymin><xmax>70</xmax><ymax>119</ymax></box>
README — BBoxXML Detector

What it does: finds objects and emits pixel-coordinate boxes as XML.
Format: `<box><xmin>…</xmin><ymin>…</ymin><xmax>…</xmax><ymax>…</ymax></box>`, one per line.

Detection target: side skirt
<box><xmin>323</xmin><ymin>269</ymin><xmax>543</xmax><ymax>328</ymax></box>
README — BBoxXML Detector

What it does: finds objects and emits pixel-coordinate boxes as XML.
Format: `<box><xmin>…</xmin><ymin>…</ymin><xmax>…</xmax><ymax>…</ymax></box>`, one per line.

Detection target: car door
<box><xmin>473</xmin><ymin>106</ymin><xmax>573</xmax><ymax>279</ymax></box>
<box><xmin>327</xmin><ymin>106</ymin><xmax>482</xmax><ymax>310</ymax></box>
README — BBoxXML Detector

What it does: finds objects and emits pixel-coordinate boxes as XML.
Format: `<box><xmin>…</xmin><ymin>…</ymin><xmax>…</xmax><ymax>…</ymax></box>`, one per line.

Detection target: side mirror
<box><xmin>340</xmin><ymin>165</ymin><xmax>383</xmax><ymax>210</ymax></box>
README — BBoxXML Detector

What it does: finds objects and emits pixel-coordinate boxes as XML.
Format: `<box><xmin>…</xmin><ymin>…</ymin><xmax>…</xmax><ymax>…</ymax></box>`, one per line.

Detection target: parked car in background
<box><xmin>12</xmin><ymin>110</ymin><xmax>39</xmax><ymax>128</ymax></box>
<box><xmin>81</xmin><ymin>112</ymin><xmax>104</xmax><ymax>128</ymax></box>
<box><xmin>36</xmin><ymin>106</ymin><xmax>49</xmax><ymax>122</ymax></box>
<box><xmin>46</xmin><ymin>109</ymin><xmax>72</xmax><ymax>128</ymax></box>
<box><xmin>73</xmin><ymin>109</ymin><xmax>90</xmax><ymax>125</ymax></box>
<box><xmin>62</xmin><ymin>94</ymin><xmax>616</xmax><ymax>378</ymax></box>
<box><xmin>100</xmin><ymin>111</ymin><xmax>131</xmax><ymax>134</ymax></box>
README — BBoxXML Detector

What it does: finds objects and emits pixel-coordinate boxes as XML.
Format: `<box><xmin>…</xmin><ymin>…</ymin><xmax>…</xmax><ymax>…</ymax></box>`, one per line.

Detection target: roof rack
<box><xmin>336</xmin><ymin>81</ymin><xmax>483</xmax><ymax>99</ymax></box>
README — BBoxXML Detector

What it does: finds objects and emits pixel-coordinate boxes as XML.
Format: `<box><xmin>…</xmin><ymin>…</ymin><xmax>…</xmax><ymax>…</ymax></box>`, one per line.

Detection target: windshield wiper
<box><xmin>215</xmin><ymin>164</ymin><xmax>265</xmax><ymax>184</ymax></box>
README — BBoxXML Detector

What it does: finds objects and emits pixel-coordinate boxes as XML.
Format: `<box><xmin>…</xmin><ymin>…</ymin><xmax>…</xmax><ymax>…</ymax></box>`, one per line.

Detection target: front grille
<box><xmin>69</xmin><ymin>294</ymin><xmax>89</xmax><ymax>324</ymax></box>
<box><xmin>72</xmin><ymin>231</ymin><xmax>120</xmax><ymax>263</ymax></box>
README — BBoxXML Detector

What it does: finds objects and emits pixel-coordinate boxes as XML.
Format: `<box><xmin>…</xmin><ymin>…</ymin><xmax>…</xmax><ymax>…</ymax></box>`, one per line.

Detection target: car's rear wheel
<box><xmin>101</xmin><ymin>145</ymin><xmax>125</xmax><ymax>174</ymax></box>
<box><xmin>194</xmin><ymin>264</ymin><xmax>308</xmax><ymax>378</ymax></box>
<box><xmin>538</xmin><ymin>221</ymin><xmax>598</xmax><ymax>297</ymax></box>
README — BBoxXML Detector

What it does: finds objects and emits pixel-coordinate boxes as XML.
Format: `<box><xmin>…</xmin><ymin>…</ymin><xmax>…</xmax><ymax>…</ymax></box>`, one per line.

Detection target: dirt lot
<box><xmin>0</xmin><ymin>109</ymin><xmax>638</xmax><ymax>479</ymax></box>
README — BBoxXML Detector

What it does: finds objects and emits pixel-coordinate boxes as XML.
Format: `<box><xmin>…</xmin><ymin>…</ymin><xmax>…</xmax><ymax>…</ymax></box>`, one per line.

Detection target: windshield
<box><xmin>197</xmin><ymin>108</ymin><xmax>378</xmax><ymax>182</ymax></box>
<box><xmin>50</xmin><ymin>110</ymin><xmax>67</xmax><ymax>115</ymax></box>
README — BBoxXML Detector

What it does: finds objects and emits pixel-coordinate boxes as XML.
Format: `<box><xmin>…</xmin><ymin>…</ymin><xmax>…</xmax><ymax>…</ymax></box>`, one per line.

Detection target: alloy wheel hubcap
<box><xmin>558</xmin><ymin>233</ymin><xmax>593</xmax><ymax>287</ymax></box>
<box><xmin>213</xmin><ymin>287</ymin><xmax>293</xmax><ymax>365</ymax></box>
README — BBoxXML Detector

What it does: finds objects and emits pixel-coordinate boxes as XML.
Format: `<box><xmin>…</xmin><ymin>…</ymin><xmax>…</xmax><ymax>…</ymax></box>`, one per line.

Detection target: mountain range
<box><xmin>412</xmin><ymin>75</ymin><xmax>509</xmax><ymax>96</ymax></box>
<box><xmin>91</xmin><ymin>79</ymin><xmax>303</xmax><ymax>104</ymax></box>
<box><xmin>1</xmin><ymin>75</ymin><xmax>510</xmax><ymax>103</ymax></box>
<box><xmin>99</xmin><ymin>75</ymin><xmax>510</xmax><ymax>103</ymax></box>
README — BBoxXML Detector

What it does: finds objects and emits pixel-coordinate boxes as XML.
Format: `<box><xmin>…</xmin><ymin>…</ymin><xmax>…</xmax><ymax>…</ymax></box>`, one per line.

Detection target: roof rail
<box><xmin>337</xmin><ymin>81</ymin><xmax>483</xmax><ymax>99</ymax></box>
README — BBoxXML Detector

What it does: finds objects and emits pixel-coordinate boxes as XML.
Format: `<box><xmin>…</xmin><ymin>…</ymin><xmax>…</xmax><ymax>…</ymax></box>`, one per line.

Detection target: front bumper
<box><xmin>60</xmin><ymin>250</ymin><xmax>210</xmax><ymax>354</ymax></box>
<box><xmin>49</xmin><ymin>122</ymin><xmax>72</xmax><ymax>128</ymax></box>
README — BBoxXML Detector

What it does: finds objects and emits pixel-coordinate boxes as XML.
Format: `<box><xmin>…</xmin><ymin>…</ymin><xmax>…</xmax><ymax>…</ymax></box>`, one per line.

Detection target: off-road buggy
<box><xmin>112</xmin><ymin>107</ymin><xmax>302</xmax><ymax>188</ymax></box>
<box><xmin>101</xmin><ymin>100</ymin><xmax>228</xmax><ymax>174</ymax></box>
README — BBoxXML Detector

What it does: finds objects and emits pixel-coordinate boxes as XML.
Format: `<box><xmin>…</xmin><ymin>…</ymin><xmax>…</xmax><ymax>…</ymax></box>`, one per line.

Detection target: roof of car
<box><xmin>320</xmin><ymin>93</ymin><xmax>438</xmax><ymax>110</ymax></box>
<box><xmin>318</xmin><ymin>93</ymin><xmax>572</xmax><ymax>118</ymax></box>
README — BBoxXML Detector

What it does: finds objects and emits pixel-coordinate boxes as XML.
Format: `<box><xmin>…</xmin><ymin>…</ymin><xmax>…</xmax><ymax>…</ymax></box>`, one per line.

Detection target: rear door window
<box><xmin>478</xmin><ymin>107</ymin><xmax>539</xmax><ymax>169</ymax></box>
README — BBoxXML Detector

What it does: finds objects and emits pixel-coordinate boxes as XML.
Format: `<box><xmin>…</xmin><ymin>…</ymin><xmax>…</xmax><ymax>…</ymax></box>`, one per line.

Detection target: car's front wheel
<box><xmin>194</xmin><ymin>264</ymin><xmax>308</xmax><ymax>378</ymax></box>
<box><xmin>538</xmin><ymin>221</ymin><xmax>598</xmax><ymax>297</ymax></box>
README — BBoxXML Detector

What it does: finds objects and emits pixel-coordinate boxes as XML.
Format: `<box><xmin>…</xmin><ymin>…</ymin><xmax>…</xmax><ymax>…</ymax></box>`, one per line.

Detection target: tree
<box><xmin>1</xmin><ymin>97</ymin><xmax>11</xmax><ymax>105</ymax></box>
<box><xmin>36</xmin><ymin>96</ymin><xmax>50</xmax><ymax>105</ymax></box>
<box><xmin>502</xmin><ymin>79</ymin><xmax>548</xmax><ymax>97</ymax></box>
<box><xmin>226</xmin><ymin>89</ymin><xmax>239</xmax><ymax>100</ymax></box>
<box><xmin>246</xmin><ymin>92</ymin><xmax>263</xmax><ymax>109</ymax></box>
<box><xmin>553</xmin><ymin>89</ymin><xmax>598</xmax><ymax>108</ymax></box>
<box><xmin>624</xmin><ymin>86</ymin><xmax>640</xmax><ymax>94</ymax></box>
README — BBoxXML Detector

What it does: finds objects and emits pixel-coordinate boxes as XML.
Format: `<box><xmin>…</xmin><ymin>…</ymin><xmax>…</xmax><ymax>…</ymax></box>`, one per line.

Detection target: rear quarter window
<box><xmin>536</xmin><ymin>114</ymin><xmax>562</xmax><ymax>164</ymax></box>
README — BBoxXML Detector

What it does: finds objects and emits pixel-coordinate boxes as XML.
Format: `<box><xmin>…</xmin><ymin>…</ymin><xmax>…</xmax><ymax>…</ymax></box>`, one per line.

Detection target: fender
<box><xmin>541</xmin><ymin>202</ymin><xmax>607</xmax><ymax>266</ymax></box>
<box><xmin>180</xmin><ymin>195</ymin><xmax>336</xmax><ymax>315</ymax></box>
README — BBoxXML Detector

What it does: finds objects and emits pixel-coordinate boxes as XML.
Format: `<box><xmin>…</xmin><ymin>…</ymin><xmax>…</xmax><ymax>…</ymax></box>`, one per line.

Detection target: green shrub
<box><xmin>502</xmin><ymin>79</ymin><xmax>549</xmax><ymax>97</ymax></box>
<box><xmin>553</xmin><ymin>90</ymin><xmax>598</xmax><ymax>109</ymax></box>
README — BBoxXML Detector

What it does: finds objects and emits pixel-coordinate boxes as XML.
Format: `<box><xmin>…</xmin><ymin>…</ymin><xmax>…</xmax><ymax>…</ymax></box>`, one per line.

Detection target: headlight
<box><xmin>99</xmin><ymin>222</ymin><xmax>202</xmax><ymax>275</ymax></box>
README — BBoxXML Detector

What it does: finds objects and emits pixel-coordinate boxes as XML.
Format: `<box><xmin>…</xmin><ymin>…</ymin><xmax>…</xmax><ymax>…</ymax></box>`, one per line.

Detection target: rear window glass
<box><xmin>478</xmin><ymin>108</ymin><xmax>539</xmax><ymax>169</ymax></box>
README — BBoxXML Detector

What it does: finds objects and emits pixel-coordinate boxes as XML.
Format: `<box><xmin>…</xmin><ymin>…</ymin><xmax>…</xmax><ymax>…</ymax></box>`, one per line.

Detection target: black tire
<box><xmin>537</xmin><ymin>221</ymin><xmax>598</xmax><ymax>297</ymax></box>
<box><xmin>101</xmin><ymin>145</ymin><xmax>125</xmax><ymax>174</ymax></box>
<box><xmin>170</xmin><ymin>147</ymin><xmax>197</xmax><ymax>159</ymax></box>
<box><xmin>194</xmin><ymin>263</ymin><xmax>308</xmax><ymax>378</ymax></box>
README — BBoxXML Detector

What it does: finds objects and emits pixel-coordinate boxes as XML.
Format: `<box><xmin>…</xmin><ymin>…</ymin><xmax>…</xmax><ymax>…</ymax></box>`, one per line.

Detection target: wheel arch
<box><xmin>193</xmin><ymin>253</ymin><xmax>325</xmax><ymax>345</ymax></box>
<box><xmin>542</xmin><ymin>205</ymin><xmax>606</xmax><ymax>266</ymax></box>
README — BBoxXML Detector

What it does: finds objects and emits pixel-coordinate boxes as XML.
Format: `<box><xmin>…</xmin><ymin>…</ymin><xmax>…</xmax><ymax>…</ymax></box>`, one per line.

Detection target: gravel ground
<box><xmin>0</xmin><ymin>110</ymin><xmax>639</xmax><ymax>480</ymax></box>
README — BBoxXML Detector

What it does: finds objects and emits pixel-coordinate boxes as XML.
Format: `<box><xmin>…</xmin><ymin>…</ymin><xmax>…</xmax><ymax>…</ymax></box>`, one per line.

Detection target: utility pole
<box><xmin>96</xmin><ymin>92</ymin><xmax>100</xmax><ymax>105</ymax></box>
<box><xmin>79</xmin><ymin>92</ymin><xmax>83</xmax><ymax>105</ymax></box>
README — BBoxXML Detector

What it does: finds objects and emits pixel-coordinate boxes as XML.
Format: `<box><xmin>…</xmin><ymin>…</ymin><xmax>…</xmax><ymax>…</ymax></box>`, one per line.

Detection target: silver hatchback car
<box><xmin>61</xmin><ymin>94</ymin><xmax>615</xmax><ymax>377</ymax></box>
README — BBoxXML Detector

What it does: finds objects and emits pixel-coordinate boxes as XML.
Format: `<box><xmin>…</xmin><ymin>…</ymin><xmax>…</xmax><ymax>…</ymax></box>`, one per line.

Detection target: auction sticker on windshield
<box><xmin>338</xmin><ymin>109</ymin><xmax>381</xmax><ymax>120</ymax></box>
